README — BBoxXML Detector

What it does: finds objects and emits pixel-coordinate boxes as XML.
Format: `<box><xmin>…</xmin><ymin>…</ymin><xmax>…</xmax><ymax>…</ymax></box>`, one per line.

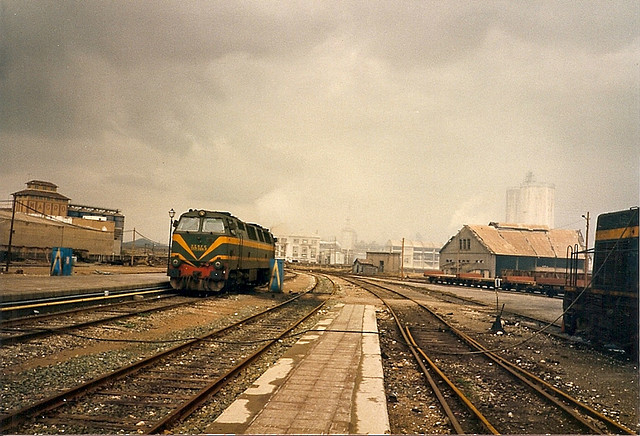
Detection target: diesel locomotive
<box><xmin>167</xmin><ymin>209</ymin><xmax>275</xmax><ymax>293</ymax></box>
<box><xmin>563</xmin><ymin>207</ymin><xmax>639</xmax><ymax>355</ymax></box>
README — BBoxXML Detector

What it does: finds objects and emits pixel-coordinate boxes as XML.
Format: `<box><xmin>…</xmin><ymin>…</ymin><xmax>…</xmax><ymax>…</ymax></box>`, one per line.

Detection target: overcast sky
<box><xmin>1</xmin><ymin>1</ymin><xmax>638</xmax><ymax>246</ymax></box>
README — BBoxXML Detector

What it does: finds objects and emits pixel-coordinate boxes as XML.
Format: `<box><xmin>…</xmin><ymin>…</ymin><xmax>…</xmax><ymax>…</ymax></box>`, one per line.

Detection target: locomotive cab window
<box><xmin>176</xmin><ymin>217</ymin><xmax>200</xmax><ymax>232</ymax></box>
<box><xmin>202</xmin><ymin>217</ymin><xmax>225</xmax><ymax>234</ymax></box>
<box><xmin>247</xmin><ymin>226</ymin><xmax>257</xmax><ymax>240</ymax></box>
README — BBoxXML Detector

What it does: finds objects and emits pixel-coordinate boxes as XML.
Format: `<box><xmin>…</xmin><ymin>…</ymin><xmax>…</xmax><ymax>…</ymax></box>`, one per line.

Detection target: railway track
<box><xmin>373</xmin><ymin>277</ymin><xmax>566</xmax><ymax>335</ymax></box>
<box><xmin>0</xmin><ymin>284</ymin><xmax>173</xmax><ymax>319</ymax></box>
<box><xmin>347</xmin><ymin>277</ymin><xmax>634</xmax><ymax>435</ymax></box>
<box><xmin>0</xmin><ymin>293</ymin><xmax>193</xmax><ymax>345</ymax></box>
<box><xmin>1</xmin><ymin>275</ymin><xmax>335</xmax><ymax>434</ymax></box>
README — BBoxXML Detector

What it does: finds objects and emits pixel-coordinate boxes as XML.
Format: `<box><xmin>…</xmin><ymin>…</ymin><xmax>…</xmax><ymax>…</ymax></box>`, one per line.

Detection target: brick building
<box><xmin>1</xmin><ymin>180</ymin><xmax>124</xmax><ymax>261</ymax></box>
<box><xmin>13</xmin><ymin>180</ymin><xmax>70</xmax><ymax>216</ymax></box>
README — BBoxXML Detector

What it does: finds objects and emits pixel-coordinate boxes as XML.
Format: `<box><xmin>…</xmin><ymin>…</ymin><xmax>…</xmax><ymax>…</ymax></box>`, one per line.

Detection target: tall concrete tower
<box><xmin>339</xmin><ymin>218</ymin><xmax>357</xmax><ymax>251</ymax></box>
<box><xmin>506</xmin><ymin>172</ymin><xmax>555</xmax><ymax>228</ymax></box>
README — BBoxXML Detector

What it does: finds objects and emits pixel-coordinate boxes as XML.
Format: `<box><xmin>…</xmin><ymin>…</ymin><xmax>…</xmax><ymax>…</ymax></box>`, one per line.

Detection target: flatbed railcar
<box><xmin>563</xmin><ymin>207</ymin><xmax>639</xmax><ymax>355</ymax></box>
<box><xmin>167</xmin><ymin>210</ymin><xmax>275</xmax><ymax>293</ymax></box>
<box><xmin>423</xmin><ymin>270</ymin><xmax>583</xmax><ymax>297</ymax></box>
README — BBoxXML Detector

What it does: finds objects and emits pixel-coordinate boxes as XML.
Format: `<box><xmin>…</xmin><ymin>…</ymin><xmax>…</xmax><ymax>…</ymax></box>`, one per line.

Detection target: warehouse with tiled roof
<box><xmin>439</xmin><ymin>222</ymin><xmax>585</xmax><ymax>277</ymax></box>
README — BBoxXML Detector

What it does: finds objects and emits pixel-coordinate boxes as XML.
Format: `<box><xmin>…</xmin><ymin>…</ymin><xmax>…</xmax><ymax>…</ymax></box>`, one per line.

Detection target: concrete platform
<box><xmin>0</xmin><ymin>272</ymin><xmax>169</xmax><ymax>303</ymax></box>
<box><xmin>207</xmin><ymin>303</ymin><xmax>389</xmax><ymax>434</ymax></box>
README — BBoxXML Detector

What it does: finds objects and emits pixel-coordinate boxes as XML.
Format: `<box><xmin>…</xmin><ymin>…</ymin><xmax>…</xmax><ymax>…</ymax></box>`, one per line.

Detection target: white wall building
<box><xmin>506</xmin><ymin>172</ymin><xmax>555</xmax><ymax>228</ymax></box>
<box><xmin>275</xmin><ymin>233</ymin><xmax>321</xmax><ymax>263</ymax></box>
<box><xmin>319</xmin><ymin>240</ymin><xmax>346</xmax><ymax>265</ymax></box>
<box><xmin>385</xmin><ymin>240</ymin><xmax>440</xmax><ymax>272</ymax></box>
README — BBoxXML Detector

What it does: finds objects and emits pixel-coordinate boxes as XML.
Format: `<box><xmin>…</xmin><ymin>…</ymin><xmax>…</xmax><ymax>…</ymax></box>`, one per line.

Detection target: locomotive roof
<box><xmin>181</xmin><ymin>209</ymin><xmax>233</xmax><ymax>217</ymax></box>
<box><xmin>179</xmin><ymin>210</ymin><xmax>272</xmax><ymax>233</ymax></box>
<box><xmin>596</xmin><ymin>207</ymin><xmax>639</xmax><ymax>231</ymax></box>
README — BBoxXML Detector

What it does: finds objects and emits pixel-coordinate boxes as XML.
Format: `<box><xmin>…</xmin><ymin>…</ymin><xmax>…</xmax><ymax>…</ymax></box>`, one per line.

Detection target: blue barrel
<box><xmin>269</xmin><ymin>258</ymin><xmax>284</xmax><ymax>292</ymax></box>
<box><xmin>50</xmin><ymin>247</ymin><xmax>74</xmax><ymax>276</ymax></box>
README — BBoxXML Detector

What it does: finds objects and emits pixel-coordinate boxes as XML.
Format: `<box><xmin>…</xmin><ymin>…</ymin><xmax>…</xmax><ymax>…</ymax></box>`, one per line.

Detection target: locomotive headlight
<box><xmin>214</xmin><ymin>260</ymin><xmax>223</xmax><ymax>270</ymax></box>
<box><xmin>171</xmin><ymin>257</ymin><xmax>181</xmax><ymax>267</ymax></box>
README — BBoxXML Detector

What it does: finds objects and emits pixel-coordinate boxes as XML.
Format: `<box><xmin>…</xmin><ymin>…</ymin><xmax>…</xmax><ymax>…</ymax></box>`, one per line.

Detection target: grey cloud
<box><xmin>0</xmin><ymin>1</ymin><xmax>638</xmax><ymax>245</ymax></box>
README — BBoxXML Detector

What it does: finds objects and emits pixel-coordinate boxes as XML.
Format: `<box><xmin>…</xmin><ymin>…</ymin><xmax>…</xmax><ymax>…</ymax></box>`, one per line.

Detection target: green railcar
<box><xmin>168</xmin><ymin>209</ymin><xmax>275</xmax><ymax>293</ymax></box>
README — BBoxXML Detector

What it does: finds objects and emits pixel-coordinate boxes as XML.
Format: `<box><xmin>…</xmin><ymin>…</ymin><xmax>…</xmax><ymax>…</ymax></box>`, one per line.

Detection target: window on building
<box><xmin>459</xmin><ymin>238</ymin><xmax>471</xmax><ymax>251</ymax></box>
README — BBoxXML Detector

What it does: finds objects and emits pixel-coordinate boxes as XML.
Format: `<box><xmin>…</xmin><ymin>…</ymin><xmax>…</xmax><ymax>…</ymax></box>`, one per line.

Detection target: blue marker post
<box><xmin>50</xmin><ymin>247</ymin><xmax>73</xmax><ymax>276</ymax></box>
<box><xmin>269</xmin><ymin>258</ymin><xmax>284</xmax><ymax>292</ymax></box>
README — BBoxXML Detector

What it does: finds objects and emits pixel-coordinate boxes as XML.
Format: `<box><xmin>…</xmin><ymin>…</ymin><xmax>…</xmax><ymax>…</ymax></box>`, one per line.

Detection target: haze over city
<box><xmin>1</xmin><ymin>1</ymin><xmax>638</xmax><ymax>246</ymax></box>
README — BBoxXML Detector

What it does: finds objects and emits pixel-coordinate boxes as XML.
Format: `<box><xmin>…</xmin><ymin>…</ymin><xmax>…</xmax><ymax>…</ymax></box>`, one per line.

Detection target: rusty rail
<box><xmin>1</xmin><ymin>278</ymin><xmax>328</xmax><ymax>434</ymax></box>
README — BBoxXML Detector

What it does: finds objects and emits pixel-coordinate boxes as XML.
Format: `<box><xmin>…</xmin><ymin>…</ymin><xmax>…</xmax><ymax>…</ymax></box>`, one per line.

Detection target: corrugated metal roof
<box><xmin>469</xmin><ymin>224</ymin><xmax>582</xmax><ymax>257</ymax></box>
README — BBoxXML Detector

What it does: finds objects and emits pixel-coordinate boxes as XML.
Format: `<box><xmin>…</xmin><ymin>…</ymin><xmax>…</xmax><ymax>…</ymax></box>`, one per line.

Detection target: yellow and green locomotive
<box><xmin>563</xmin><ymin>207</ymin><xmax>638</xmax><ymax>355</ymax></box>
<box><xmin>167</xmin><ymin>209</ymin><xmax>275</xmax><ymax>293</ymax></box>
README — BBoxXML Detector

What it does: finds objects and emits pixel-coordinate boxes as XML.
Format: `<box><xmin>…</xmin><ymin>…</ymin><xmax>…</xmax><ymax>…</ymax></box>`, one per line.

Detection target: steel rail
<box><xmin>0</xmin><ymin>280</ymin><xmax>320</xmax><ymax>434</ymax></box>
<box><xmin>0</xmin><ymin>284</ymin><xmax>172</xmax><ymax>313</ymax></box>
<box><xmin>0</xmin><ymin>298</ymin><xmax>196</xmax><ymax>346</ymax></box>
<box><xmin>378</xmin><ymin>296</ymin><xmax>465</xmax><ymax>433</ymax></box>
<box><xmin>147</xmin><ymin>275</ymin><xmax>335</xmax><ymax>433</ymax></box>
<box><xmin>352</xmin><ymin>278</ymin><xmax>496</xmax><ymax>434</ymax></box>
<box><xmin>437</xmin><ymin>321</ymin><xmax>635</xmax><ymax>435</ymax></box>
<box><xmin>377</xmin><ymin>277</ymin><xmax>564</xmax><ymax>330</ymax></box>
<box><xmin>365</xmin><ymin>278</ymin><xmax>634</xmax><ymax>435</ymax></box>
<box><xmin>404</xmin><ymin>326</ymin><xmax>499</xmax><ymax>434</ymax></box>
<box><xmin>0</xmin><ymin>293</ymin><xmax>177</xmax><ymax>327</ymax></box>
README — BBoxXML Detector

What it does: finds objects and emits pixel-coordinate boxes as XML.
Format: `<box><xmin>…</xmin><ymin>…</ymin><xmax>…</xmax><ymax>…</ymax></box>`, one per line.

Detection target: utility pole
<box><xmin>582</xmin><ymin>212</ymin><xmax>590</xmax><ymax>285</ymax></box>
<box><xmin>131</xmin><ymin>228</ymin><xmax>136</xmax><ymax>266</ymax></box>
<box><xmin>5</xmin><ymin>196</ymin><xmax>16</xmax><ymax>272</ymax></box>
<box><xmin>400</xmin><ymin>238</ymin><xmax>405</xmax><ymax>279</ymax></box>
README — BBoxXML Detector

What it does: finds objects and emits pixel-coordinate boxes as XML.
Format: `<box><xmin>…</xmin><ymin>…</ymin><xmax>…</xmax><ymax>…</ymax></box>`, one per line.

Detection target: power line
<box><xmin>11</xmin><ymin>200</ymin><xmax>107</xmax><ymax>233</ymax></box>
<box><xmin>122</xmin><ymin>229</ymin><xmax>166</xmax><ymax>247</ymax></box>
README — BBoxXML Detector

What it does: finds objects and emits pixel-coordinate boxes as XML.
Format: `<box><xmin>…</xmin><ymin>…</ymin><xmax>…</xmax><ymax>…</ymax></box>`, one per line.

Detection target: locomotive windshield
<box><xmin>202</xmin><ymin>217</ymin><xmax>225</xmax><ymax>233</ymax></box>
<box><xmin>176</xmin><ymin>217</ymin><xmax>200</xmax><ymax>232</ymax></box>
<box><xmin>176</xmin><ymin>216</ymin><xmax>226</xmax><ymax>233</ymax></box>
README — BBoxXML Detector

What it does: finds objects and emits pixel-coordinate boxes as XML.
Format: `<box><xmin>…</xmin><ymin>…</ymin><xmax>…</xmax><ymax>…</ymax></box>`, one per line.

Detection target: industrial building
<box><xmin>439</xmin><ymin>222</ymin><xmax>584</xmax><ymax>277</ymax></box>
<box><xmin>13</xmin><ymin>180</ymin><xmax>71</xmax><ymax>216</ymax></box>
<box><xmin>363</xmin><ymin>252</ymin><xmax>402</xmax><ymax>275</ymax></box>
<box><xmin>385</xmin><ymin>240</ymin><xmax>440</xmax><ymax>272</ymax></box>
<box><xmin>506</xmin><ymin>172</ymin><xmax>555</xmax><ymax>228</ymax></box>
<box><xmin>1</xmin><ymin>180</ymin><xmax>124</xmax><ymax>262</ymax></box>
<box><xmin>66</xmin><ymin>204</ymin><xmax>124</xmax><ymax>255</ymax></box>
